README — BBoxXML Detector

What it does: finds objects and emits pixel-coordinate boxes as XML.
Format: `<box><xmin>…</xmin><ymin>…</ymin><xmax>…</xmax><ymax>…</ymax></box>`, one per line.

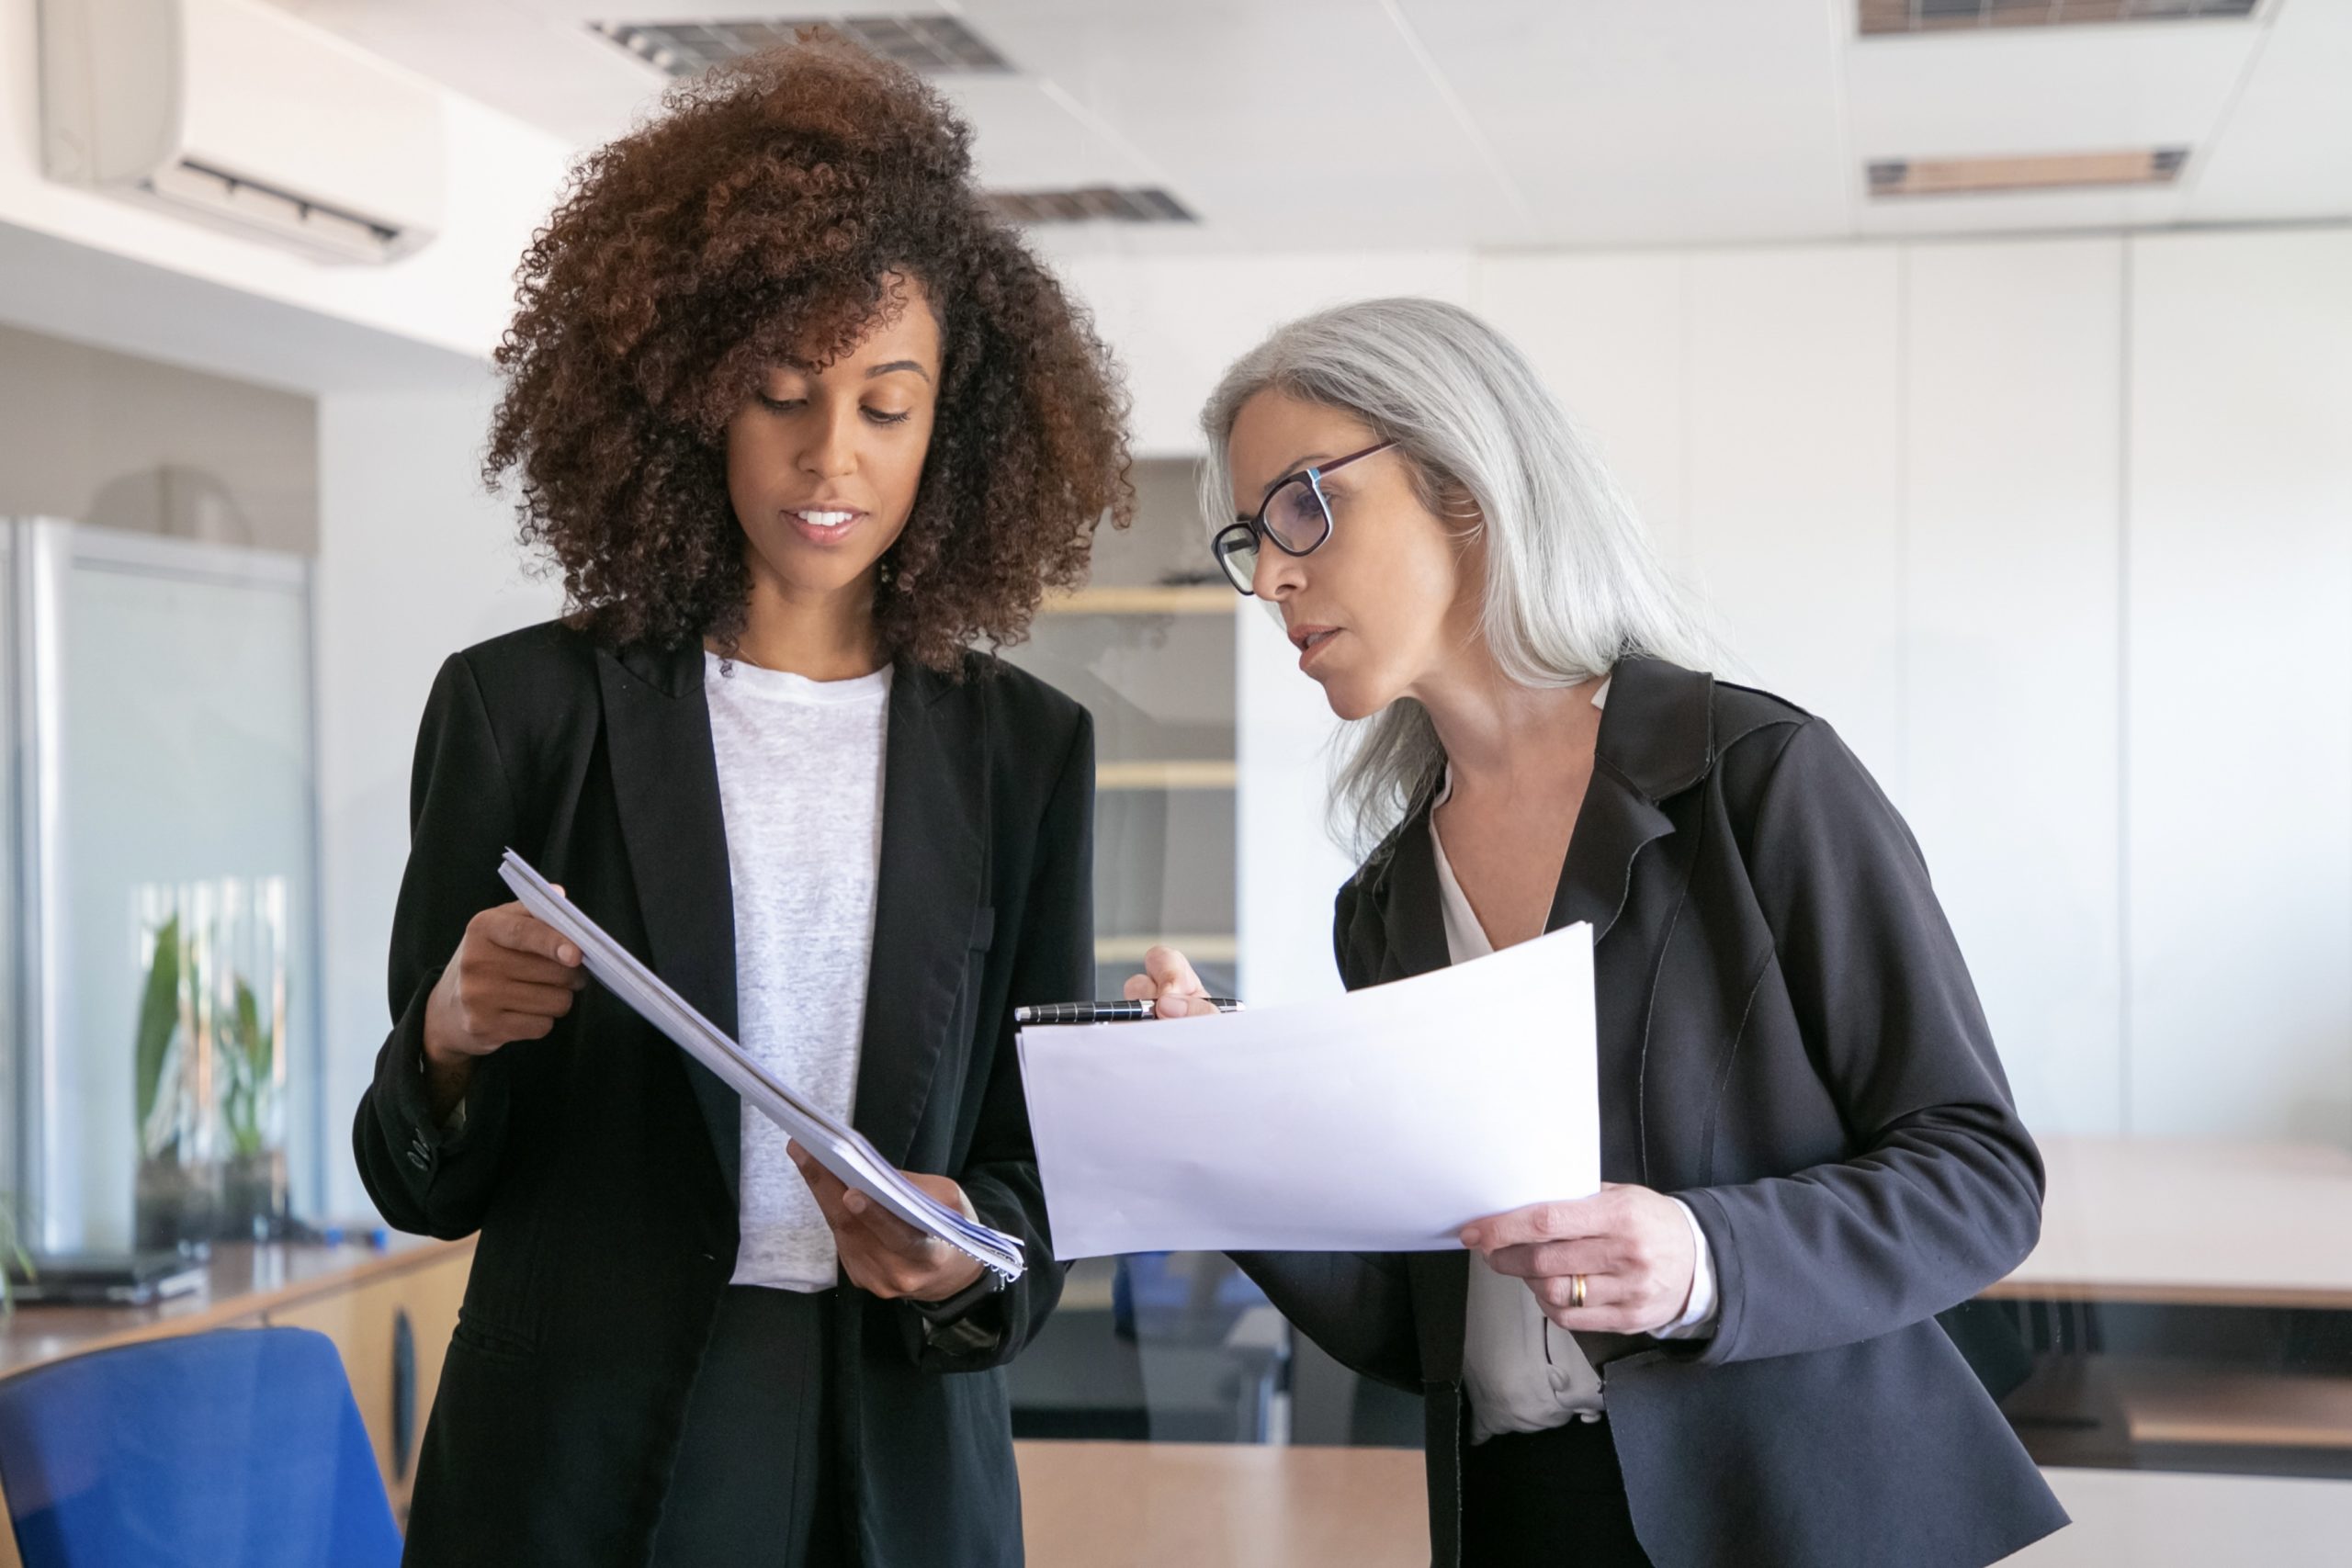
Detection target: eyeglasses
<box><xmin>1211</xmin><ymin>440</ymin><xmax>1396</xmax><ymax>595</ymax></box>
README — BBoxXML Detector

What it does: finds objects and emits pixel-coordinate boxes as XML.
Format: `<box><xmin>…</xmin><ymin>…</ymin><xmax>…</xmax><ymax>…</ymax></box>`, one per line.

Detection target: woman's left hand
<box><xmin>1461</xmin><ymin>1182</ymin><xmax>1696</xmax><ymax>1336</ymax></box>
<box><xmin>789</xmin><ymin>1142</ymin><xmax>986</xmax><ymax>1303</ymax></box>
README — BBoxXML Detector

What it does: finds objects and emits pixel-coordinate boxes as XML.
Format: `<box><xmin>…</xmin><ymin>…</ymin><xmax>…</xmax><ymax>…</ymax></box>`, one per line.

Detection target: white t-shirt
<box><xmin>704</xmin><ymin>651</ymin><xmax>891</xmax><ymax>1292</ymax></box>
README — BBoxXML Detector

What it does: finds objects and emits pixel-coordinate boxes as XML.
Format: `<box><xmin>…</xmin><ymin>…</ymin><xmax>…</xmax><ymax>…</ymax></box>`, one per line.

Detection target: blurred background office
<box><xmin>0</xmin><ymin>2</ymin><xmax>2345</xmax><ymax>1564</ymax></box>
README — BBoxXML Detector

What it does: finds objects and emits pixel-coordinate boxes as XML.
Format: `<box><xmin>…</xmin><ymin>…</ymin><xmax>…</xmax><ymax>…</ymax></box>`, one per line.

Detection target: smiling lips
<box><xmin>786</xmin><ymin>505</ymin><xmax>864</xmax><ymax>545</ymax></box>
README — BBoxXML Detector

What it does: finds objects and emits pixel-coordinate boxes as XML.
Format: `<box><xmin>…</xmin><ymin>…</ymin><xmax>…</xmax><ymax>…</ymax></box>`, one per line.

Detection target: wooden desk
<box><xmin>2018</xmin><ymin>1467</ymin><xmax>2352</xmax><ymax>1566</ymax></box>
<box><xmin>1012</xmin><ymin>1444</ymin><xmax>2352</xmax><ymax>1568</ymax></box>
<box><xmin>1985</xmin><ymin>1135</ymin><xmax>2352</xmax><ymax>1309</ymax></box>
<box><xmin>1015</xmin><ymin>1441</ymin><xmax>1426</xmax><ymax>1568</ymax></box>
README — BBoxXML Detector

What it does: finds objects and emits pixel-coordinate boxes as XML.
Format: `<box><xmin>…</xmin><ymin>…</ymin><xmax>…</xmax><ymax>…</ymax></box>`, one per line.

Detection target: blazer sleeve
<box><xmin>1227</xmin><ymin>877</ymin><xmax>1422</xmax><ymax>1394</ymax></box>
<box><xmin>906</xmin><ymin>707</ymin><xmax>1093</xmax><ymax>1372</ymax></box>
<box><xmin>1679</xmin><ymin>716</ymin><xmax>2046</xmax><ymax>1368</ymax></box>
<box><xmin>351</xmin><ymin>652</ymin><xmax>524</xmax><ymax>1240</ymax></box>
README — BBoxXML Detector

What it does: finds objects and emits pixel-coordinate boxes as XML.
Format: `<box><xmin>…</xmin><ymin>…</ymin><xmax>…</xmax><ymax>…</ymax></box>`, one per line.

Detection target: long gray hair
<box><xmin>1198</xmin><ymin>296</ymin><xmax>1719</xmax><ymax>861</ymax></box>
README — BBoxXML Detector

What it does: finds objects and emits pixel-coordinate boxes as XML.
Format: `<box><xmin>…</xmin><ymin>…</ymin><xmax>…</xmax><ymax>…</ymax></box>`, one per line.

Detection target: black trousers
<box><xmin>1460</xmin><ymin>1416</ymin><xmax>1654</xmax><ymax>1568</ymax></box>
<box><xmin>650</xmin><ymin>1285</ymin><xmax>850</xmax><ymax>1567</ymax></box>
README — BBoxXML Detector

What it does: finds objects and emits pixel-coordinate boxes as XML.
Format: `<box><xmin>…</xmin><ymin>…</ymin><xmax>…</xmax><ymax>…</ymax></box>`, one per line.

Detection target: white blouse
<box><xmin>1431</xmin><ymin>677</ymin><xmax>1719</xmax><ymax>1442</ymax></box>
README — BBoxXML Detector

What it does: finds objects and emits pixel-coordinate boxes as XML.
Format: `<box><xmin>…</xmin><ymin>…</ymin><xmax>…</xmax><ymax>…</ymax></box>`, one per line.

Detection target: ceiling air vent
<box><xmin>986</xmin><ymin>187</ymin><xmax>1198</xmax><ymax>225</ymax></box>
<box><xmin>590</xmin><ymin>15</ymin><xmax>1012</xmax><ymax>76</ymax></box>
<box><xmin>1867</xmin><ymin>147</ymin><xmax>2188</xmax><ymax>197</ymax></box>
<box><xmin>1860</xmin><ymin>0</ymin><xmax>2257</xmax><ymax>35</ymax></box>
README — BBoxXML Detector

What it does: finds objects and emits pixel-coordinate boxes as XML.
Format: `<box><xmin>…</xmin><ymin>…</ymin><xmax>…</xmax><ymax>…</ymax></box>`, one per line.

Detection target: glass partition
<box><xmin>13</xmin><ymin>520</ymin><xmax>319</xmax><ymax>1256</ymax></box>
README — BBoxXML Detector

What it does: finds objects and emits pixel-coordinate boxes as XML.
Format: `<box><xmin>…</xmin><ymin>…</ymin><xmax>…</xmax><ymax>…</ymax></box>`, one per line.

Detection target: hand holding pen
<box><xmin>1012</xmin><ymin>944</ymin><xmax>1238</xmax><ymax>1023</ymax></box>
<box><xmin>1120</xmin><ymin>943</ymin><xmax>1227</xmax><ymax>1020</ymax></box>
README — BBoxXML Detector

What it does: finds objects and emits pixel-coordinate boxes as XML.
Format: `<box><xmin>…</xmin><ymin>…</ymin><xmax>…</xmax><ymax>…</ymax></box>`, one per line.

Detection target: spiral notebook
<box><xmin>497</xmin><ymin>850</ymin><xmax>1024</xmax><ymax>1283</ymax></box>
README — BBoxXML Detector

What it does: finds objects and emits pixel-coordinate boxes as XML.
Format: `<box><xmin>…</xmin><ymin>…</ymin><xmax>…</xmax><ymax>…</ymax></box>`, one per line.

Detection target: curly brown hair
<box><xmin>485</xmin><ymin>35</ymin><xmax>1131</xmax><ymax>671</ymax></box>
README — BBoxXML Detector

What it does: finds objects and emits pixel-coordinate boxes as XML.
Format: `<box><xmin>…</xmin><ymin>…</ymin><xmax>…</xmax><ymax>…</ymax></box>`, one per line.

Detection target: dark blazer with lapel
<box><xmin>353</xmin><ymin>621</ymin><xmax>1092</xmax><ymax>1566</ymax></box>
<box><xmin>1235</xmin><ymin>658</ymin><xmax>2068</xmax><ymax>1568</ymax></box>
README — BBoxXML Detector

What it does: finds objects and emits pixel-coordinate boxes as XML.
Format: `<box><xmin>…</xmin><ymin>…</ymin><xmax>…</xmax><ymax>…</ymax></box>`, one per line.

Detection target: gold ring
<box><xmin>1570</xmin><ymin>1273</ymin><xmax>1587</xmax><ymax>1309</ymax></box>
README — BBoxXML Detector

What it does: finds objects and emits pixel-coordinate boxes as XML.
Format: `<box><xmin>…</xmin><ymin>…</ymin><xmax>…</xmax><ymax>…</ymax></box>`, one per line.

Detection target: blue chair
<box><xmin>0</xmin><ymin>1326</ymin><xmax>401</xmax><ymax>1568</ymax></box>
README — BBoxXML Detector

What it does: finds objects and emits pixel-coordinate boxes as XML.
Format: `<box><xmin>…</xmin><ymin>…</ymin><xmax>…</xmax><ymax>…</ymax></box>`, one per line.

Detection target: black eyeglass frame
<box><xmin>1210</xmin><ymin>439</ymin><xmax>1396</xmax><ymax>595</ymax></box>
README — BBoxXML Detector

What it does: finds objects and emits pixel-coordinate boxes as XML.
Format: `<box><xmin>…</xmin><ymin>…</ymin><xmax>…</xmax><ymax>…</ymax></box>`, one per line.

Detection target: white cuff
<box><xmin>1652</xmin><ymin>1198</ymin><xmax>1718</xmax><ymax>1339</ymax></box>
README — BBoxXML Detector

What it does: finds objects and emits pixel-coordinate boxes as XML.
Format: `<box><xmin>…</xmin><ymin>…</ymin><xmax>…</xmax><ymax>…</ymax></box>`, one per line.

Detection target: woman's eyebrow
<box><xmin>1252</xmin><ymin>452</ymin><xmax>1332</xmax><ymax>506</ymax></box>
<box><xmin>865</xmin><ymin>359</ymin><xmax>933</xmax><ymax>383</ymax></box>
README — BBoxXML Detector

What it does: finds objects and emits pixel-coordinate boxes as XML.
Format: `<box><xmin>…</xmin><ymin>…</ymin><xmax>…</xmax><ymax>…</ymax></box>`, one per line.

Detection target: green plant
<box><xmin>220</xmin><ymin>976</ymin><xmax>277</xmax><ymax>1161</ymax></box>
<box><xmin>133</xmin><ymin>914</ymin><xmax>183</xmax><ymax>1160</ymax></box>
<box><xmin>0</xmin><ymin>1197</ymin><xmax>30</xmax><ymax>1315</ymax></box>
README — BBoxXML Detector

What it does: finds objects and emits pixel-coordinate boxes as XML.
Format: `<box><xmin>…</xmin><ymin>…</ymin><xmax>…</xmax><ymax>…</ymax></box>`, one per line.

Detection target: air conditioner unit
<box><xmin>39</xmin><ymin>0</ymin><xmax>446</xmax><ymax>264</ymax></box>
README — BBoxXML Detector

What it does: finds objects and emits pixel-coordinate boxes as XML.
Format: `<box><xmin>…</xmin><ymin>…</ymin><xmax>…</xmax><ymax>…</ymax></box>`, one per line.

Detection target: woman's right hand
<box><xmin>1122</xmin><ymin>944</ymin><xmax>1216</xmax><ymax>1019</ymax></box>
<box><xmin>424</xmin><ymin>897</ymin><xmax>587</xmax><ymax>1067</ymax></box>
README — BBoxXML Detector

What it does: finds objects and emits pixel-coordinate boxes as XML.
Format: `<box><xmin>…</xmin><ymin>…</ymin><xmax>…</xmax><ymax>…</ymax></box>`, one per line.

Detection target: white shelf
<box><xmin>1041</xmin><ymin>585</ymin><xmax>1235</xmax><ymax>615</ymax></box>
<box><xmin>1093</xmin><ymin>934</ymin><xmax>1238</xmax><ymax>964</ymax></box>
<box><xmin>1096</xmin><ymin>760</ymin><xmax>1238</xmax><ymax>790</ymax></box>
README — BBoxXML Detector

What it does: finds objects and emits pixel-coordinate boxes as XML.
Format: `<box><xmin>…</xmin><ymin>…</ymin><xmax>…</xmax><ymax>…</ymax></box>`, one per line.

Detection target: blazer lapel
<box><xmin>1548</xmin><ymin>659</ymin><xmax>1715</xmax><ymax>943</ymax></box>
<box><xmin>596</xmin><ymin>642</ymin><xmax>742</xmax><ymax>1197</ymax></box>
<box><xmin>849</xmin><ymin>659</ymin><xmax>989</xmax><ymax>1168</ymax></box>
<box><xmin>1369</xmin><ymin>797</ymin><xmax>1453</xmax><ymax>985</ymax></box>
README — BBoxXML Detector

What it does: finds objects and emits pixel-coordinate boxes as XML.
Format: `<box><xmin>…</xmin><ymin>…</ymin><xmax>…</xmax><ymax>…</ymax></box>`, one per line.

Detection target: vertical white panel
<box><xmin>315</xmin><ymin>378</ymin><xmax>561</xmax><ymax>1221</ymax></box>
<box><xmin>1685</xmin><ymin>246</ymin><xmax>1906</xmax><ymax>795</ymax></box>
<box><xmin>1474</xmin><ymin>252</ymin><xmax>1691</xmax><ymax>568</ymax></box>
<box><xmin>1904</xmin><ymin>237</ymin><xmax>2125</xmax><ymax>1138</ymax></box>
<box><xmin>2126</xmin><ymin>229</ymin><xmax>2352</xmax><ymax>1145</ymax></box>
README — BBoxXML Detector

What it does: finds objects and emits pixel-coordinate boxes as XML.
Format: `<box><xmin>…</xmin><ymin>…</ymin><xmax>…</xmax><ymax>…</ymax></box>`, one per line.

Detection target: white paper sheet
<box><xmin>497</xmin><ymin>851</ymin><xmax>1024</xmax><ymax>1282</ymax></box>
<box><xmin>1017</xmin><ymin>921</ymin><xmax>1599</xmax><ymax>1259</ymax></box>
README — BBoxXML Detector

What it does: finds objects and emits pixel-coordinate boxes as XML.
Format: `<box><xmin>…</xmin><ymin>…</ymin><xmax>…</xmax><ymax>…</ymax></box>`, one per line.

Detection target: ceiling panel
<box><xmin>2182</xmin><ymin>0</ymin><xmax>2352</xmax><ymax>221</ymax></box>
<box><xmin>959</xmin><ymin>0</ymin><xmax>1522</xmax><ymax>244</ymax></box>
<box><xmin>1846</xmin><ymin>22</ymin><xmax>2260</xmax><ymax>159</ymax></box>
<box><xmin>251</xmin><ymin>0</ymin><xmax>2349</xmax><ymax>250</ymax></box>
<box><xmin>1392</xmin><ymin>0</ymin><xmax>1856</xmax><ymax>246</ymax></box>
<box><xmin>932</xmin><ymin>76</ymin><xmax>1160</xmax><ymax>190</ymax></box>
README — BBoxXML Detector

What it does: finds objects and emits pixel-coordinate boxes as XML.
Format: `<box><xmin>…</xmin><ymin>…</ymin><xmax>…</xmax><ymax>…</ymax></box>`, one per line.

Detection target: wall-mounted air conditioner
<box><xmin>39</xmin><ymin>0</ymin><xmax>446</xmax><ymax>264</ymax></box>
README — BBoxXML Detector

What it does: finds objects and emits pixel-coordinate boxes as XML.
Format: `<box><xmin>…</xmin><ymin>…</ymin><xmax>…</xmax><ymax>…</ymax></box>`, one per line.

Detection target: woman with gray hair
<box><xmin>1126</xmin><ymin>298</ymin><xmax>2067</xmax><ymax>1568</ymax></box>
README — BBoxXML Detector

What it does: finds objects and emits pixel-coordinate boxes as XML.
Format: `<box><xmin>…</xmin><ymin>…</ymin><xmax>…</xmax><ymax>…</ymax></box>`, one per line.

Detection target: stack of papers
<box><xmin>1017</xmin><ymin>921</ymin><xmax>1599</xmax><ymax>1259</ymax></box>
<box><xmin>499</xmin><ymin>851</ymin><xmax>1024</xmax><ymax>1283</ymax></box>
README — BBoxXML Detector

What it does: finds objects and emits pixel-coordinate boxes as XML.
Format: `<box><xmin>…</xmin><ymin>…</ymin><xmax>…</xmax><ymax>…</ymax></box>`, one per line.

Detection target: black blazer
<box><xmin>353</xmin><ymin>622</ymin><xmax>1091</xmax><ymax>1566</ymax></box>
<box><xmin>1236</xmin><ymin>658</ymin><xmax>2068</xmax><ymax>1568</ymax></box>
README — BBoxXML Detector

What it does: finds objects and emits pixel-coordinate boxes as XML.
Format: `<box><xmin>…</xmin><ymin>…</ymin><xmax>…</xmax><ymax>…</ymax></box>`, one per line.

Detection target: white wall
<box><xmin>1477</xmin><ymin>227</ymin><xmax>2349</xmax><ymax>1147</ymax></box>
<box><xmin>2123</xmin><ymin>228</ymin><xmax>2352</xmax><ymax>1145</ymax></box>
<box><xmin>1903</xmin><ymin>238</ymin><xmax>2127</xmax><ymax>1139</ymax></box>
<box><xmin>1069</xmin><ymin>224</ymin><xmax>2352</xmax><ymax>1148</ymax></box>
<box><xmin>314</xmin><ymin>378</ymin><xmax>560</xmax><ymax>1220</ymax></box>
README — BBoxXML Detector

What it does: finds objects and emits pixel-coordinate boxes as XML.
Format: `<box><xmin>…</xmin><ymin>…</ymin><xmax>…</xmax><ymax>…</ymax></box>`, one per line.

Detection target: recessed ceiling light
<box><xmin>1859</xmin><ymin>0</ymin><xmax>2258</xmax><ymax>36</ymax></box>
<box><xmin>986</xmin><ymin>187</ymin><xmax>1198</xmax><ymax>226</ymax></box>
<box><xmin>1867</xmin><ymin>147</ymin><xmax>2189</xmax><ymax>197</ymax></box>
<box><xmin>589</xmin><ymin>15</ymin><xmax>1012</xmax><ymax>77</ymax></box>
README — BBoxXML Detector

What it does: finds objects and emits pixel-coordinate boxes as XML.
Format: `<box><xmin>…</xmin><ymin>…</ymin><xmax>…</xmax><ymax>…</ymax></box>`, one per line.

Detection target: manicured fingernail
<box><xmin>1460</xmin><ymin>1228</ymin><xmax>1481</xmax><ymax>1247</ymax></box>
<box><xmin>559</xmin><ymin>944</ymin><xmax>579</xmax><ymax>964</ymax></box>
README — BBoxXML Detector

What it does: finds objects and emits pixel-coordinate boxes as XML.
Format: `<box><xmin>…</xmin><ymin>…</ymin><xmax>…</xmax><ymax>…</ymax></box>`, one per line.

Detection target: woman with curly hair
<box><xmin>353</xmin><ymin>36</ymin><xmax>1127</xmax><ymax>1566</ymax></box>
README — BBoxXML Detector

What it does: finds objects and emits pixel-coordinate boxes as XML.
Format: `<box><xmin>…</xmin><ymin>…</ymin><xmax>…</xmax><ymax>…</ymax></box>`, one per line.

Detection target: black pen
<box><xmin>1014</xmin><ymin>998</ymin><xmax>1244</xmax><ymax>1025</ymax></box>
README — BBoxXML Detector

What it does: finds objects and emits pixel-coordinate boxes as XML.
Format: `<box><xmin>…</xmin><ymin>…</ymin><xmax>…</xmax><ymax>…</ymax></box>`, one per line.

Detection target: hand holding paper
<box><xmin>497</xmin><ymin>851</ymin><xmax>1024</xmax><ymax>1284</ymax></box>
<box><xmin>1018</xmin><ymin>922</ymin><xmax>1600</xmax><ymax>1258</ymax></box>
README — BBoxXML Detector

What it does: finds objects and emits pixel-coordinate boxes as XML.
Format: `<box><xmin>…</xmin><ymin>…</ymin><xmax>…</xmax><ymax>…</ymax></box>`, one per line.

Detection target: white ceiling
<box><xmin>263</xmin><ymin>0</ymin><xmax>2352</xmax><ymax>250</ymax></box>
